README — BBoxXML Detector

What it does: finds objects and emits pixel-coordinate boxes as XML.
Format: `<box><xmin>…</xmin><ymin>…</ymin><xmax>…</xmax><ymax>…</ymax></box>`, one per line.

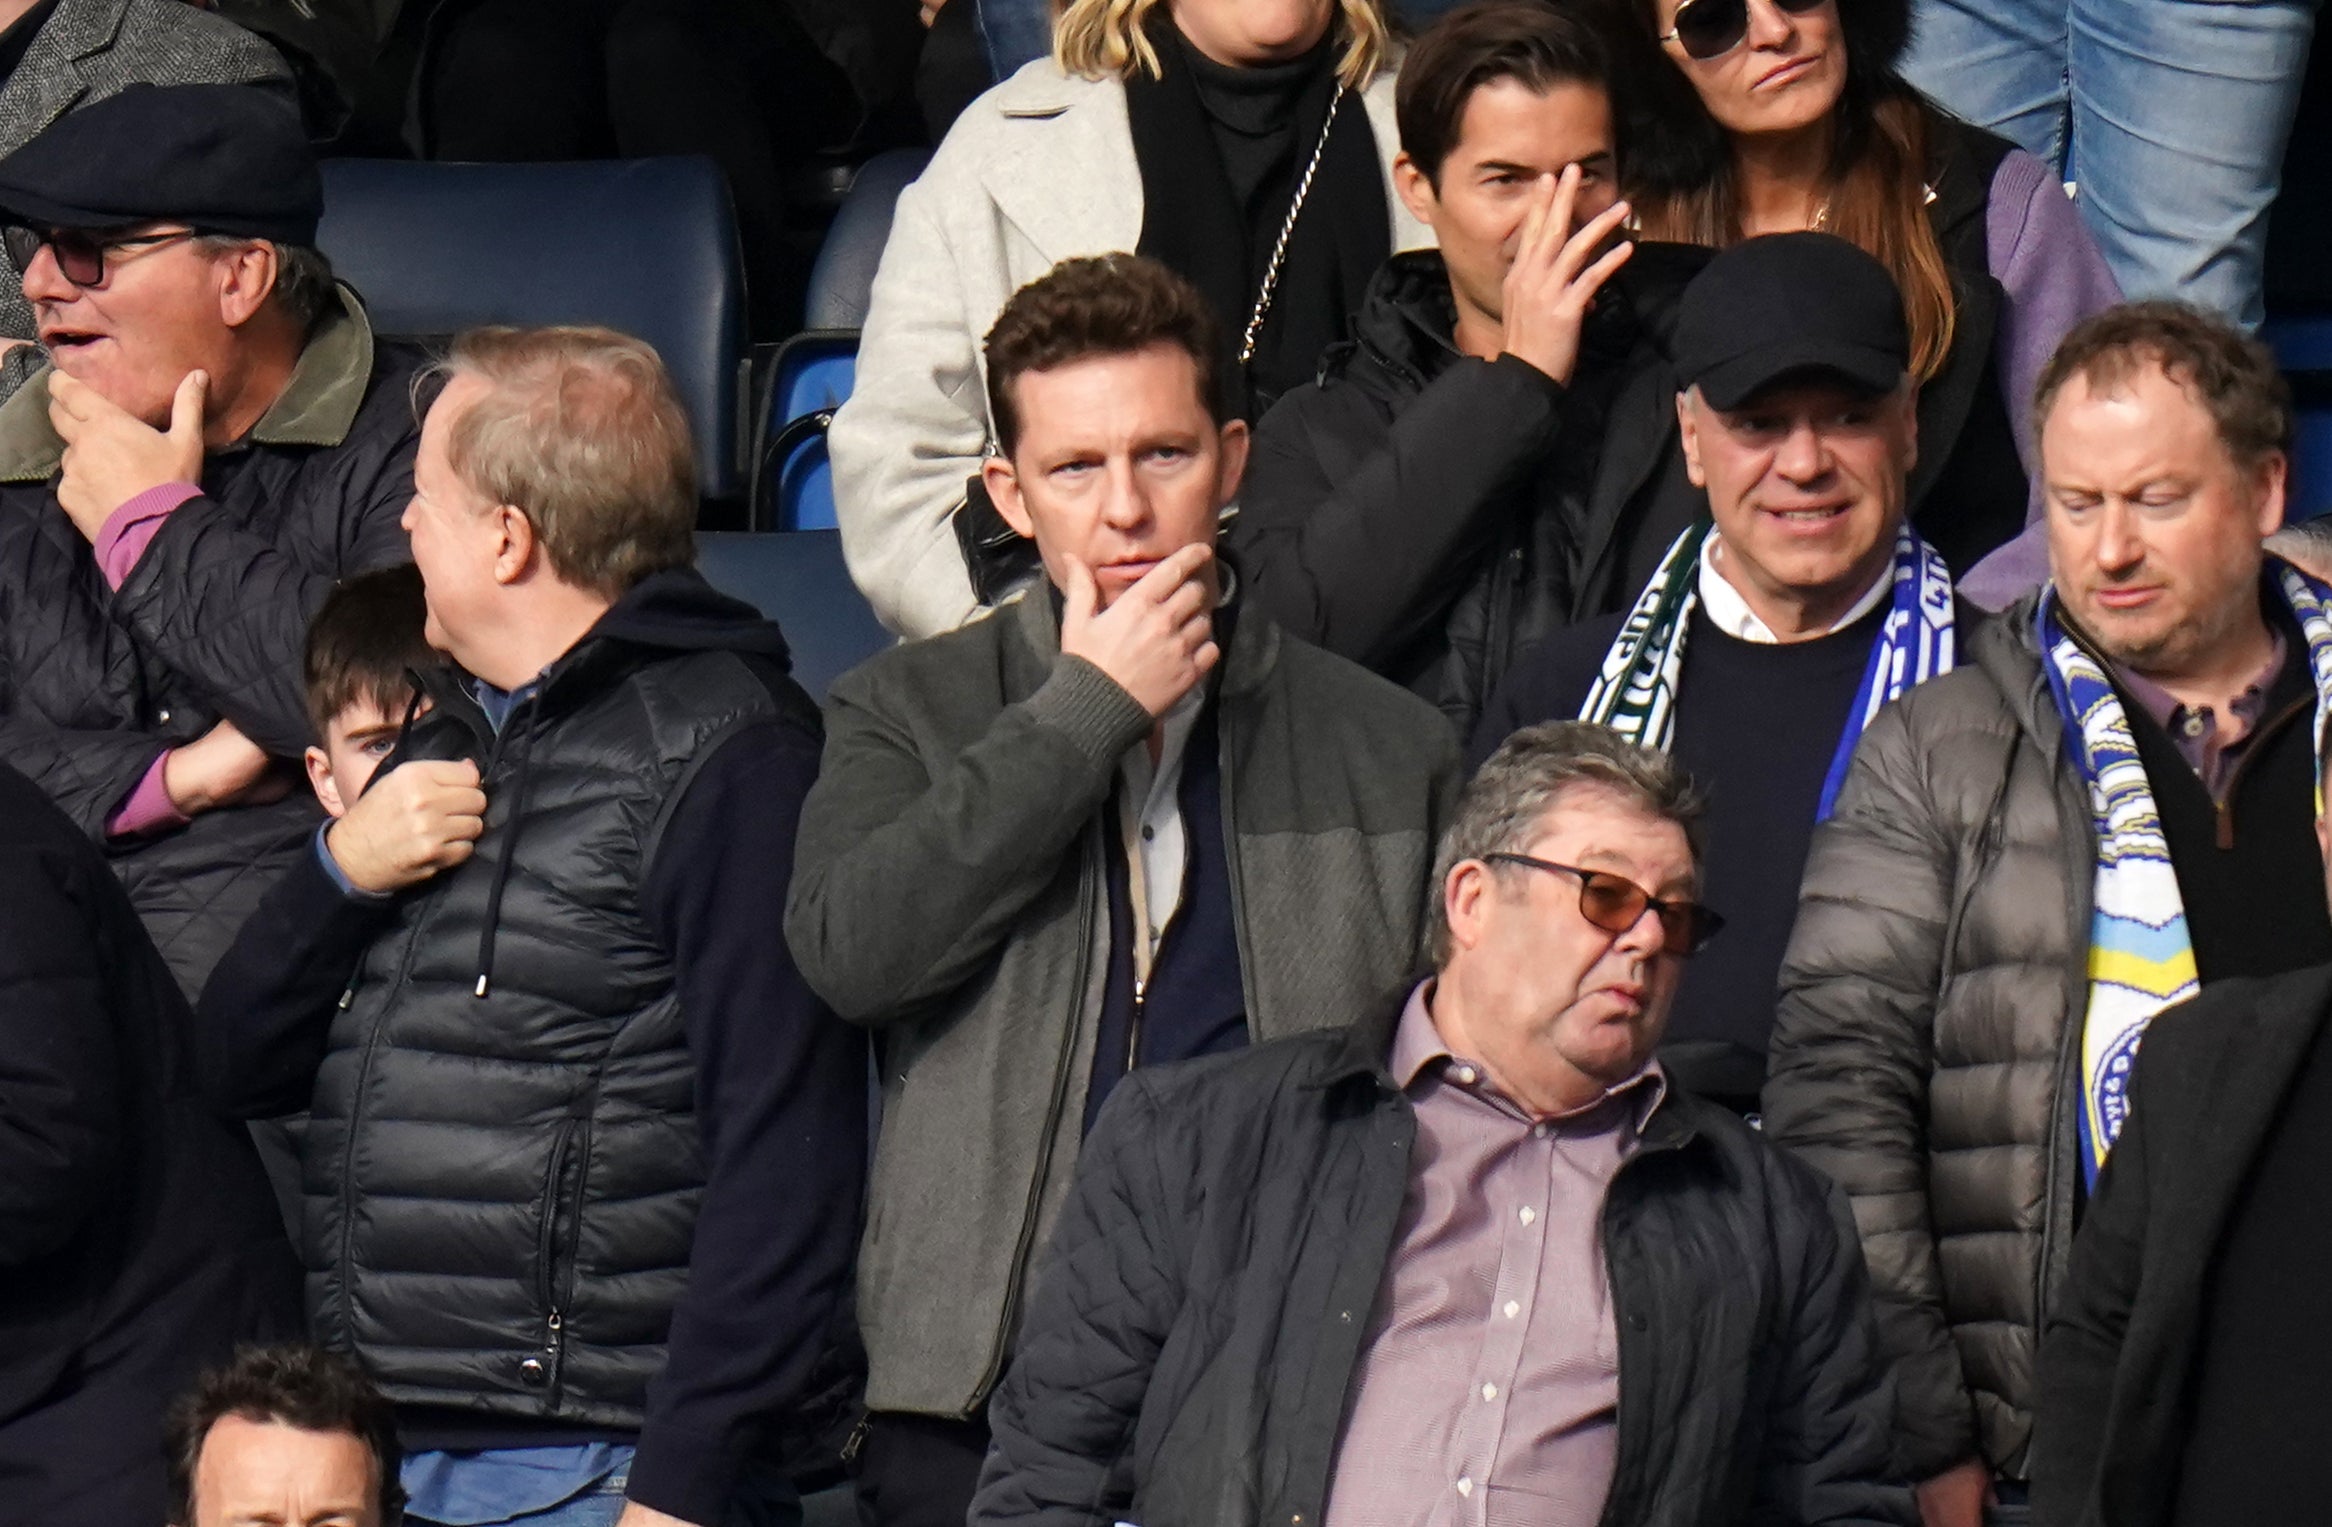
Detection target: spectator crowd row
<box><xmin>0</xmin><ymin>2</ymin><xmax>2323</xmax><ymax>1527</ymax></box>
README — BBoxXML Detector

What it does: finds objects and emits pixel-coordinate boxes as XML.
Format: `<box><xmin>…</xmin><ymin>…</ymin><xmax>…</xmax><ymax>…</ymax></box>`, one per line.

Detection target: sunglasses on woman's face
<box><xmin>0</xmin><ymin>224</ymin><xmax>197</xmax><ymax>289</ymax></box>
<box><xmin>1661</xmin><ymin>0</ymin><xmax>1829</xmax><ymax>60</ymax></box>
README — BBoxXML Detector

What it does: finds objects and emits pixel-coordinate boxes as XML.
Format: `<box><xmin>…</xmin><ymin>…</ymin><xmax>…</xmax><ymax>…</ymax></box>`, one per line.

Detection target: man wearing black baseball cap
<box><xmin>1472</xmin><ymin>231</ymin><xmax>1970</xmax><ymax>1115</ymax></box>
<box><xmin>0</xmin><ymin>81</ymin><xmax>429</xmax><ymax>998</ymax></box>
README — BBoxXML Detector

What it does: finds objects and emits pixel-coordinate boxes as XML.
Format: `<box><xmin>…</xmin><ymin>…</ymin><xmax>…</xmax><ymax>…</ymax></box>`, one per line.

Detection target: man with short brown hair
<box><xmin>1766</xmin><ymin>300</ymin><xmax>2332</xmax><ymax>1527</ymax></box>
<box><xmin>786</xmin><ymin>252</ymin><xmax>1460</xmax><ymax>1527</ymax></box>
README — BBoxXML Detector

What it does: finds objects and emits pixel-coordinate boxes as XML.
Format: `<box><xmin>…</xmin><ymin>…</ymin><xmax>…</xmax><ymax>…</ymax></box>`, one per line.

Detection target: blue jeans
<box><xmin>405</xmin><ymin>1452</ymin><xmax>803</xmax><ymax>1527</ymax></box>
<box><xmin>1903</xmin><ymin>0</ymin><xmax>2320</xmax><ymax>328</ymax></box>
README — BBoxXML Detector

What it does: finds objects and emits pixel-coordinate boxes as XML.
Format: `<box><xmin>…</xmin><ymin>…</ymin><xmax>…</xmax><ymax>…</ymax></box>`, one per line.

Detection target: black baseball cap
<box><xmin>0</xmin><ymin>83</ymin><xmax>320</xmax><ymax>245</ymax></box>
<box><xmin>1671</xmin><ymin>232</ymin><xmax>1911</xmax><ymax>410</ymax></box>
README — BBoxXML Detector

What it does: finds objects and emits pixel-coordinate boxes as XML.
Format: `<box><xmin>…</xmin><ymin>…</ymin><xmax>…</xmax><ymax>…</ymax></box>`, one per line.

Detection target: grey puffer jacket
<box><xmin>1764</xmin><ymin>594</ymin><xmax>2095</xmax><ymax>1484</ymax></box>
<box><xmin>785</xmin><ymin>584</ymin><xmax>1460</xmax><ymax>1420</ymax></box>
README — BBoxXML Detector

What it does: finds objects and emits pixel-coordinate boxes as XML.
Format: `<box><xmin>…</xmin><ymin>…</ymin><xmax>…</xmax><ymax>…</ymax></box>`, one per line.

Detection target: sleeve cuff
<box><xmin>625</xmin><ymin>1420</ymin><xmax>744</xmax><ymax>1527</ymax></box>
<box><xmin>94</xmin><ymin>481</ymin><xmax>203</xmax><ymax>590</ymax></box>
<box><xmin>105</xmin><ymin>751</ymin><xmax>189</xmax><ymax>838</ymax></box>
<box><xmin>1023</xmin><ymin>655</ymin><xmax>1157</xmax><ymax>769</ymax></box>
<box><xmin>313</xmin><ymin>822</ymin><xmax>393</xmax><ymax>902</ymax></box>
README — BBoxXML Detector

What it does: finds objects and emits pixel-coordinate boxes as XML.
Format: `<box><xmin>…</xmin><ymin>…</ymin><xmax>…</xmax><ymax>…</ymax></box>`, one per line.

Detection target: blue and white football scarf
<box><xmin>1581</xmin><ymin>520</ymin><xmax>1958</xmax><ymax>820</ymax></box>
<box><xmin>2038</xmin><ymin>562</ymin><xmax>2332</xmax><ymax>1186</ymax></box>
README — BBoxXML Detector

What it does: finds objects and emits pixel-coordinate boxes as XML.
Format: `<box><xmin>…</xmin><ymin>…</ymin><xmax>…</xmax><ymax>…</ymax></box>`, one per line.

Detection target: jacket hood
<box><xmin>580</xmin><ymin>565</ymin><xmax>795</xmax><ymax>666</ymax></box>
<box><xmin>1340</xmin><ymin>241</ymin><xmax>1712</xmax><ymax>391</ymax></box>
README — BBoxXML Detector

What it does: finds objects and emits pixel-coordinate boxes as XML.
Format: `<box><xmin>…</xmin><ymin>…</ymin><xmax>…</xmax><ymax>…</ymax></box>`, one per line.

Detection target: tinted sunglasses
<box><xmin>1662</xmin><ymin>0</ymin><xmax>1828</xmax><ymax>60</ymax></box>
<box><xmin>1</xmin><ymin>224</ymin><xmax>197</xmax><ymax>288</ymax></box>
<box><xmin>1484</xmin><ymin>852</ymin><xmax>1725</xmax><ymax>957</ymax></box>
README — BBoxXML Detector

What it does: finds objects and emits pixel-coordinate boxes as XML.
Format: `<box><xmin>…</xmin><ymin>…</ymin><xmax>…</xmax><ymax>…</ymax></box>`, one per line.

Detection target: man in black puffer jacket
<box><xmin>0</xmin><ymin>85</ymin><xmax>427</xmax><ymax>997</ymax></box>
<box><xmin>975</xmin><ymin>722</ymin><xmax>1912</xmax><ymax>1527</ymax></box>
<box><xmin>196</xmin><ymin>327</ymin><xmax>866</xmax><ymax>1527</ymax></box>
<box><xmin>1230</xmin><ymin>1</ymin><xmax>1709</xmax><ymax>732</ymax></box>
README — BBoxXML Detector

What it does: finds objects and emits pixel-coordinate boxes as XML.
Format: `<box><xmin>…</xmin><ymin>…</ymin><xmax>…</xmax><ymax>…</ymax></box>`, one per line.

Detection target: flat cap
<box><xmin>1671</xmin><ymin>232</ymin><xmax>1911</xmax><ymax>410</ymax></box>
<box><xmin>0</xmin><ymin>83</ymin><xmax>320</xmax><ymax>244</ymax></box>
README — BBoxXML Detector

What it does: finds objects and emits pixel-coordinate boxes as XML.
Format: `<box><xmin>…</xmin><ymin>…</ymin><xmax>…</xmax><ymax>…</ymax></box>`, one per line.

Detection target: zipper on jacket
<box><xmin>532</xmin><ymin>1115</ymin><xmax>582</xmax><ymax>1401</ymax></box>
<box><xmin>2210</xmin><ymin>692</ymin><xmax>2311</xmax><ymax>850</ymax></box>
<box><xmin>1127</xmin><ymin>976</ymin><xmax>1147</xmax><ymax>1076</ymax></box>
<box><xmin>970</xmin><ymin>826</ymin><xmax>1102</xmax><ymax>1410</ymax></box>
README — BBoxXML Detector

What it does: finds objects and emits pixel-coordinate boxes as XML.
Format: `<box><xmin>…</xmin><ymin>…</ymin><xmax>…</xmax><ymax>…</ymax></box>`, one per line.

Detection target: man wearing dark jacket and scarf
<box><xmin>0</xmin><ymin>83</ymin><xmax>428</xmax><ymax>997</ymax></box>
<box><xmin>1766</xmin><ymin>302</ymin><xmax>2332</xmax><ymax>1527</ymax></box>
<box><xmin>785</xmin><ymin>254</ymin><xmax>1458</xmax><ymax>1527</ymax></box>
<box><xmin>1230</xmin><ymin>0</ymin><xmax>1709</xmax><ymax>732</ymax></box>
<box><xmin>974</xmin><ymin>721</ymin><xmax>1913</xmax><ymax>1527</ymax></box>
<box><xmin>195</xmin><ymin>326</ymin><xmax>866</xmax><ymax>1527</ymax></box>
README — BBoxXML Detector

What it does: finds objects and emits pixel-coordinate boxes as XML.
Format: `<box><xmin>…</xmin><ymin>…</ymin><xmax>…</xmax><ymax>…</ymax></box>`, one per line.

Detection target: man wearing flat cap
<box><xmin>0</xmin><ymin>80</ymin><xmax>429</xmax><ymax>996</ymax></box>
<box><xmin>1474</xmin><ymin>231</ymin><xmax>1969</xmax><ymax>1117</ymax></box>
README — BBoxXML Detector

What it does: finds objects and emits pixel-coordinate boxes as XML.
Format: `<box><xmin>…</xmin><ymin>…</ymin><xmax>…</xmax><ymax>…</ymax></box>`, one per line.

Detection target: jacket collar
<box><xmin>0</xmin><ymin>281</ymin><xmax>377</xmax><ymax>483</ymax></box>
<box><xmin>978</xmin><ymin>62</ymin><xmax>1143</xmax><ymax>265</ymax></box>
<box><xmin>0</xmin><ymin>0</ymin><xmax>127</xmax><ymax>138</ymax></box>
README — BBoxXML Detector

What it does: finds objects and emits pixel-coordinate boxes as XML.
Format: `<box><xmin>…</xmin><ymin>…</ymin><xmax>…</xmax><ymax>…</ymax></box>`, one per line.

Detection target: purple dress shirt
<box><xmin>1322</xmin><ymin>980</ymin><xmax>1665</xmax><ymax>1527</ymax></box>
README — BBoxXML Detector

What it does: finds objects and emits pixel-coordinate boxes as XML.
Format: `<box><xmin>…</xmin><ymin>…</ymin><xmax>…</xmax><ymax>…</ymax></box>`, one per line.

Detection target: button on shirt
<box><xmin>2113</xmin><ymin>630</ymin><xmax>2288</xmax><ymax>803</ymax></box>
<box><xmin>1323</xmin><ymin>980</ymin><xmax>1667</xmax><ymax>1527</ymax></box>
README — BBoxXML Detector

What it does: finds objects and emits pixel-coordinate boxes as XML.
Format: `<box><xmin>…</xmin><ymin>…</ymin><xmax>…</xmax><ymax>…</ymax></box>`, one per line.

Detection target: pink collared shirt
<box><xmin>1322</xmin><ymin>980</ymin><xmax>1666</xmax><ymax>1527</ymax></box>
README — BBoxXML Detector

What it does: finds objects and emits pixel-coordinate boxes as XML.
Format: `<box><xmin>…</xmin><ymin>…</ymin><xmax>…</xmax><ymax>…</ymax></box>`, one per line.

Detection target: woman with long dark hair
<box><xmin>1621</xmin><ymin>0</ymin><xmax>2118</xmax><ymax>599</ymax></box>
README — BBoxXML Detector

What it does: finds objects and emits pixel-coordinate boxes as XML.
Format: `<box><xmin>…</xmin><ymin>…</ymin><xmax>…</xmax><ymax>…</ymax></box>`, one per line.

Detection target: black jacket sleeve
<box><xmin>972</xmin><ymin>1072</ymin><xmax>1185</xmax><ymax>1526</ymax></box>
<box><xmin>0</xmin><ymin>839</ymin><xmax>124</xmax><ymax>1266</ymax></box>
<box><xmin>629</xmin><ymin>717</ymin><xmax>870</xmax><ymax>1525</ymax></box>
<box><xmin>193</xmin><ymin>832</ymin><xmax>399</xmax><ymax>1119</ymax></box>
<box><xmin>1465</xmin><ymin>616</ymin><xmax>1617</xmax><ymax>770</ymax></box>
<box><xmin>1229</xmin><ymin>353</ymin><xmax>1566</xmax><ymax>671</ymax></box>
<box><xmin>1756</xmin><ymin>1167</ymin><xmax>1923</xmax><ymax>1526</ymax></box>
<box><xmin>0</xmin><ymin>714</ymin><xmax>171</xmax><ymax>838</ymax></box>
<box><xmin>2031</xmin><ymin>1049</ymin><xmax>2157</xmax><ymax>1527</ymax></box>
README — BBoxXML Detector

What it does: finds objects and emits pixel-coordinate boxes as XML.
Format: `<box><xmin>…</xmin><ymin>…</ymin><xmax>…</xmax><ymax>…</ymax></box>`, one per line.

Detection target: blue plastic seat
<box><xmin>695</xmin><ymin>530</ymin><xmax>890</xmax><ymax>700</ymax></box>
<box><xmin>753</xmin><ymin>332</ymin><xmax>856</xmax><ymax>532</ymax></box>
<box><xmin>317</xmin><ymin>157</ymin><xmax>751</xmax><ymax>502</ymax></box>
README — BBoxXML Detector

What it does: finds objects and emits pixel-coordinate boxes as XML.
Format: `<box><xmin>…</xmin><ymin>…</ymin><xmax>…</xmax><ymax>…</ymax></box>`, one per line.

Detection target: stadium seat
<box><xmin>695</xmin><ymin>530</ymin><xmax>891</xmax><ymax>699</ymax></box>
<box><xmin>2266</xmin><ymin>314</ymin><xmax>2332</xmax><ymax>520</ymax></box>
<box><xmin>316</xmin><ymin>157</ymin><xmax>752</xmax><ymax>503</ymax></box>
<box><xmin>751</xmin><ymin>331</ymin><xmax>856</xmax><ymax>532</ymax></box>
<box><xmin>804</xmin><ymin>148</ymin><xmax>931</xmax><ymax>330</ymax></box>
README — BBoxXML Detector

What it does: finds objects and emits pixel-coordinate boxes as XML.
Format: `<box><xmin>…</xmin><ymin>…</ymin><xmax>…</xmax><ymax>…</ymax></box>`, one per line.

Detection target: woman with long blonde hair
<box><xmin>829</xmin><ymin>0</ymin><xmax>1432</xmax><ymax>641</ymax></box>
<box><xmin>1621</xmin><ymin>0</ymin><xmax>2120</xmax><ymax>600</ymax></box>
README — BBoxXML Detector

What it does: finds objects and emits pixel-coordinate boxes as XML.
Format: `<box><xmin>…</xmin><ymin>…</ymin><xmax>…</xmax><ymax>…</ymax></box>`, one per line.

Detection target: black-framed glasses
<box><xmin>1484</xmin><ymin>852</ymin><xmax>1724</xmax><ymax>957</ymax></box>
<box><xmin>1661</xmin><ymin>0</ymin><xmax>1829</xmax><ymax>60</ymax></box>
<box><xmin>1</xmin><ymin>224</ymin><xmax>198</xmax><ymax>288</ymax></box>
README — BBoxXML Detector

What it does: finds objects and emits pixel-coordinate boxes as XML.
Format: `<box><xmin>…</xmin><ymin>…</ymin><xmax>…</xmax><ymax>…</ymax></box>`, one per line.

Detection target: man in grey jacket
<box><xmin>1765</xmin><ymin>299</ymin><xmax>2332</xmax><ymax>1527</ymax></box>
<box><xmin>785</xmin><ymin>253</ymin><xmax>1460</xmax><ymax>1527</ymax></box>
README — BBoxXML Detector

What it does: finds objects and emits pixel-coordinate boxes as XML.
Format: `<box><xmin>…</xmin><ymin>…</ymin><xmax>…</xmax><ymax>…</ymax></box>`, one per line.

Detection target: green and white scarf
<box><xmin>1581</xmin><ymin>520</ymin><xmax>1958</xmax><ymax>820</ymax></box>
<box><xmin>2040</xmin><ymin>562</ymin><xmax>2332</xmax><ymax>1186</ymax></box>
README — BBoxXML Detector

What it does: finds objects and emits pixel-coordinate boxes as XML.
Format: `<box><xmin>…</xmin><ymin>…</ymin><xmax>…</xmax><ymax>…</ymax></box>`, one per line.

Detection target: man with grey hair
<box><xmin>197</xmin><ymin>325</ymin><xmax>868</xmax><ymax>1527</ymax></box>
<box><xmin>973</xmin><ymin>720</ymin><xmax>1913</xmax><ymax>1527</ymax></box>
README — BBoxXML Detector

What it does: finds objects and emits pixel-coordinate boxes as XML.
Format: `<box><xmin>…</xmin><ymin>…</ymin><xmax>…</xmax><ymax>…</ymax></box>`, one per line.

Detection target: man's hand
<box><xmin>1914</xmin><ymin>1457</ymin><xmax>1994</xmax><ymax>1527</ymax></box>
<box><xmin>163</xmin><ymin>719</ymin><xmax>289</xmax><ymax>816</ymax></box>
<box><xmin>614</xmin><ymin>1503</ymin><xmax>700</xmax><ymax>1527</ymax></box>
<box><xmin>50</xmin><ymin>367</ymin><xmax>206</xmax><ymax>541</ymax></box>
<box><xmin>1058</xmin><ymin>544</ymin><xmax>1219</xmax><ymax>718</ymax></box>
<box><xmin>322</xmin><ymin>759</ymin><xmax>487</xmax><ymax>895</ymax></box>
<box><xmin>1499</xmin><ymin>165</ymin><xmax>1635</xmax><ymax>388</ymax></box>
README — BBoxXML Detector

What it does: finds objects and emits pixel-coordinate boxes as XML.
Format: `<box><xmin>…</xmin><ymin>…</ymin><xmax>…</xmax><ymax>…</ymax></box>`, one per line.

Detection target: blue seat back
<box><xmin>805</xmin><ymin>148</ymin><xmax>932</xmax><ymax>331</ymax></box>
<box><xmin>695</xmin><ymin>530</ymin><xmax>890</xmax><ymax>701</ymax></box>
<box><xmin>317</xmin><ymin>157</ymin><xmax>750</xmax><ymax>500</ymax></box>
<box><xmin>755</xmin><ymin>332</ymin><xmax>857</xmax><ymax>532</ymax></box>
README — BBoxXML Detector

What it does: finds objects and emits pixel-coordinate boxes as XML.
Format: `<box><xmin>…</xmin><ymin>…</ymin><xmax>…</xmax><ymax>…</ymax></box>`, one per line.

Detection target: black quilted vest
<box><xmin>301</xmin><ymin>593</ymin><xmax>796</xmax><ymax>1427</ymax></box>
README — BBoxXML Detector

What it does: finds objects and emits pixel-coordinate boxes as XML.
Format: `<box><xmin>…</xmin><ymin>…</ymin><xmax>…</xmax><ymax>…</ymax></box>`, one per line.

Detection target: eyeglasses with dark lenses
<box><xmin>1</xmin><ymin>225</ymin><xmax>197</xmax><ymax>288</ymax></box>
<box><xmin>1484</xmin><ymin>852</ymin><xmax>1724</xmax><ymax>957</ymax></box>
<box><xmin>1662</xmin><ymin>0</ymin><xmax>1830</xmax><ymax>61</ymax></box>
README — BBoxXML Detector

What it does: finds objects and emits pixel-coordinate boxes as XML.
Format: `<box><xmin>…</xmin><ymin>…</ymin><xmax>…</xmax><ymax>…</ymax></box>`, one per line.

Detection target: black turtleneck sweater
<box><xmin>1179</xmin><ymin>35</ymin><xmax>1320</xmax><ymax>225</ymax></box>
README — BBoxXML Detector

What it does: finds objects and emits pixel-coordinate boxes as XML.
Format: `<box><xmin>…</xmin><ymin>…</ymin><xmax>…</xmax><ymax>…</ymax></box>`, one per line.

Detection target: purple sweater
<box><xmin>1958</xmin><ymin>148</ymin><xmax>2124</xmax><ymax>609</ymax></box>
